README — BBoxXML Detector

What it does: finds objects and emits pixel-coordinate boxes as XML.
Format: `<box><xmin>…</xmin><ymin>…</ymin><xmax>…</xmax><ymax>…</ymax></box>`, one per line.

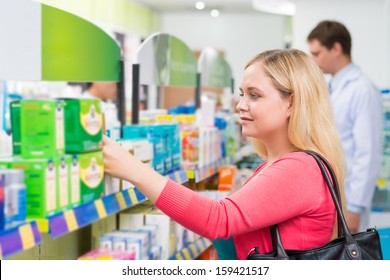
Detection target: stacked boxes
<box><xmin>122</xmin><ymin>123</ymin><xmax>179</xmax><ymax>176</ymax></box>
<box><xmin>3</xmin><ymin>100</ymin><xmax>70</xmax><ymax>219</ymax></box>
<box><xmin>1</xmin><ymin>98</ymin><xmax>105</xmax><ymax>221</ymax></box>
<box><xmin>61</xmin><ymin>99</ymin><xmax>104</xmax><ymax>204</ymax></box>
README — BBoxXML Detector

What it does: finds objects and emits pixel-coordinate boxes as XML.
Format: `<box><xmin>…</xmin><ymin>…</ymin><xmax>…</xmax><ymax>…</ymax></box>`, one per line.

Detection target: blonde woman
<box><xmin>103</xmin><ymin>49</ymin><xmax>346</xmax><ymax>260</ymax></box>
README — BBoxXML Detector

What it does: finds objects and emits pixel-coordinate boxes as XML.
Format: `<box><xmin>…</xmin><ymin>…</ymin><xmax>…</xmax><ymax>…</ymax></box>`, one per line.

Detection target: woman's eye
<box><xmin>250</xmin><ymin>93</ymin><xmax>259</xmax><ymax>99</ymax></box>
<box><xmin>238</xmin><ymin>92</ymin><xmax>244</xmax><ymax>97</ymax></box>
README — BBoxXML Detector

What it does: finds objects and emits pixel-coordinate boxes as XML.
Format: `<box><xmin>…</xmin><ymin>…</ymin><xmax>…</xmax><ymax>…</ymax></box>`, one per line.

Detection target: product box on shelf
<box><xmin>170</xmin><ymin>124</ymin><xmax>181</xmax><ymax>171</ymax></box>
<box><xmin>123</xmin><ymin>123</ymin><xmax>181</xmax><ymax>173</ymax></box>
<box><xmin>20</xmin><ymin>100</ymin><xmax>65</xmax><ymax>159</ymax></box>
<box><xmin>175</xmin><ymin>223</ymin><xmax>195</xmax><ymax>252</ymax></box>
<box><xmin>140</xmin><ymin>224</ymin><xmax>159</xmax><ymax>247</ymax></box>
<box><xmin>162</xmin><ymin>125</ymin><xmax>175</xmax><ymax>174</ymax></box>
<box><xmin>145</xmin><ymin>209</ymin><xmax>177</xmax><ymax>260</ymax></box>
<box><xmin>217</xmin><ymin>165</ymin><xmax>237</xmax><ymax>192</ymax></box>
<box><xmin>117</xmin><ymin>138</ymin><xmax>154</xmax><ymax>190</ymax></box>
<box><xmin>78</xmin><ymin>249</ymin><xmax>135</xmax><ymax>260</ymax></box>
<box><xmin>122</xmin><ymin>125</ymin><xmax>164</xmax><ymax>175</ymax></box>
<box><xmin>78</xmin><ymin>150</ymin><xmax>104</xmax><ymax>204</ymax></box>
<box><xmin>149</xmin><ymin>245</ymin><xmax>163</xmax><ymax>260</ymax></box>
<box><xmin>2</xmin><ymin>157</ymin><xmax>58</xmax><ymax>219</ymax></box>
<box><xmin>104</xmin><ymin>230</ymin><xmax>150</xmax><ymax>260</ymax></box>
<box><xmin>104</xmin><ymin>174</ymin><xmax>120</xmax><ymax>196</ymax></box>
<box><xmin>0</xmin><ymin>173</ymin><xmax>5</xmax><ymax>230</ymax></box>
<box><xmin>57</xmin><ymin>156</ymin><xmax>70</xmax><ymax>211</ymax></box>
<box><xmin>119</xmin><ymin>205</ymin><xmax>151</xmax><ymax>230</ymax></box>
<box><xmin>147</xmin><ymin>125</ymin><xmax>165</xmax><ymax>175</ymax></box>
<box><xmin>175</xmin><ymin>115</ymin><xmax>199</xmax><ymax>170</ymax></box>
<box><xmin>0</xmin><ymin>169</ymin><xmax>27</xmax><ymax>229</ymax></box>
<box><xmin>61</xmin><ymin>98</ymin><xmax>103</xmax><ymax>153</ymax></box>
<box><xmin>9</xmin><ymin>101</ymin><xmax>21</xmax><ymax>155</ymax></box>
<box><xmin>199</xmin><ymin>245</ymin><xmax>218</xmax><ymax>260</ymax></box>
<box><xmin>100</xmin><ymin>234</ymin><xmax>142</xmax><ymax>260</ymax></box>
<box><xmin>67</xmin><ymin>154</ymin><xmax>81</xmax><ymax>207</ymax></box>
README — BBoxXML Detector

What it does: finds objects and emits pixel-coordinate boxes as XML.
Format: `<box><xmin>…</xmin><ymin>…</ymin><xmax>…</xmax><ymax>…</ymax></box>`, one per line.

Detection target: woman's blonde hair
<box><xmin>246</xmin><ymin>49</ymin><xmax>346</xmax><ymax>238</ymax></box>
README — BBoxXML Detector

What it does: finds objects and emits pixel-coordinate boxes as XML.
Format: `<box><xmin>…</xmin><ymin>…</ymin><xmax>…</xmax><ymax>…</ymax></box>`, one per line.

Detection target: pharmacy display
<box><xmin>0</xmin><ymin>20</ymin><xmax>246</xmax><ymax>260</ymax></box>
<box><xmin>136</xmin><ymin>33</ymin><xmax>197</xmax><ymax>87</ymax></box>
<box><xmin>0</xmin><ymin>0</ymin><xmax>121</xmax><ymax>81</ymax></box>
<box><xmin>198</xmin><ymin>47</ymin><xmax>233</xmax><ymax>89</ymax></box>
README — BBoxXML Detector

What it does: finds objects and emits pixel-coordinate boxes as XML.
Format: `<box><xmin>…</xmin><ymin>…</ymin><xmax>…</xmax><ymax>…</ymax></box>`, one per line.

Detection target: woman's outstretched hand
<box><xmin>102</xmin><ymin>135</ymin><xmax>132</xmax><ymax>181</ymax></box>
<box><xmin>102</xmin><ymin>135</ymin><xmax>168</xmax><ymax>202</ymax></box>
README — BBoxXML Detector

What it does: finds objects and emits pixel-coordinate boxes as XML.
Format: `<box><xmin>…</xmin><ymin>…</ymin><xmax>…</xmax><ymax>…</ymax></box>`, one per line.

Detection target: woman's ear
<box><xmin>286</xmin><ymin>94</ymin><xmax>294</xmax><ymax>117</ymax></box>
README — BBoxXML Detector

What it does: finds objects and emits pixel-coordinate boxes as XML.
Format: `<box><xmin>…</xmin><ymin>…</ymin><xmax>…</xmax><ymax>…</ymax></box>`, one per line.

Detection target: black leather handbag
<box><xmin>247</xmin><ymin>150</ymin><xmax>383</xmax><ymax>260</ymax></box>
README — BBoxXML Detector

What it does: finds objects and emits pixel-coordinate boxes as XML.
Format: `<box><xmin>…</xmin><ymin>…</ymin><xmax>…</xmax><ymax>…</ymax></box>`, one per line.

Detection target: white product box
<box><xmin>105</xmin><ymin>230</ymin><xmax>148</xmax><ymax>260</ymax></box>
<box><xmin>141</xmin><ymin>224</ymin><xmax>159</xmax><ymax>247</ymax></box>
<box><xmin>101</xmin><ymin>233</ymin><xmax>142</xmax><ymax>260</ymax></box>
<box><xmin>119</xmin><ymin>205</ymin><xmax>151</xmax><ymax>230</ymax></box>
<box><xmin>145</xmin><ymin>209</ymin><xmax>176</xmax><ymax>260</ymax></box>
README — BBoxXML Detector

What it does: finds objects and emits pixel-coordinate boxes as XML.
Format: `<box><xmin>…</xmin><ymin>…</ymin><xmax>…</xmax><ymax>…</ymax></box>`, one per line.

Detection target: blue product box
<box><xmin>378</xmin><ymin>227</ymin><xmax>390</xmax><ymax>260</ymax></box>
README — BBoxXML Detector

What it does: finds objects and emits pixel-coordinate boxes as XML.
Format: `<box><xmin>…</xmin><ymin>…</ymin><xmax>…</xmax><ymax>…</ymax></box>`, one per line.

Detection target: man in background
<box><xmin>84</xmin><ymin>82</ymin><xmax>117</xmax><ymax>111</ymax></box>
<box><xmin>307</xmin><ymin>20</ymin><xmax>383</xmax><ymax>233</ymax></box>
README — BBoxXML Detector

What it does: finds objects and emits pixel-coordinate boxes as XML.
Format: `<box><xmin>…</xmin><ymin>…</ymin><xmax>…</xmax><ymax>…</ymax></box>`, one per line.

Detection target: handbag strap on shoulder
<box><xmin>269</xmin><ymin>150</ymin><xmax>361</xmax><ymax>260</ymax></box>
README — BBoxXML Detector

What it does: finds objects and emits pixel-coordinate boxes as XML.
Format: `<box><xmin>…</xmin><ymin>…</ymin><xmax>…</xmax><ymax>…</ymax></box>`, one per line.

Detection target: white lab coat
<box><xmin>330</xmin><ymin>64</ymin><xmax>383</xmax><ymax>231</ymax></box>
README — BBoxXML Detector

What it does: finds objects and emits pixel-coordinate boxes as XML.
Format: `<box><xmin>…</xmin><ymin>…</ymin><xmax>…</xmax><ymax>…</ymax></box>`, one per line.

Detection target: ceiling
<box><xmin>132</xmin><ymin>0</ymin><xmax>256</xmax><ymax>13</ymax></box>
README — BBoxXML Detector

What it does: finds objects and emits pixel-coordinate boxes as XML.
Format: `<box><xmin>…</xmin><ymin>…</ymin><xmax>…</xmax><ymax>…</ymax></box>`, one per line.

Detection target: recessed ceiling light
<box><xmin>210</xmin><ymin>9</ymin><xmax>220</xmax><ymax>17</ymax></box>
<box><xmin>252</xmin><ymin>0</ymin><xmax>296</xmax><ymax>16</ymax></box>
<box><xmin>195</xmin><ymin>2</ymin><xmax>205</xmax><ymax>10</ymax></box>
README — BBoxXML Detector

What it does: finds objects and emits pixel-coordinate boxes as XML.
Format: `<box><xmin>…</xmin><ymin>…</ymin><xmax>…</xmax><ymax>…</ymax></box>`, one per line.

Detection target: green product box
<box><xmin>78</xmin><ymin>150</ymin><xmax>104</xmax><ymax>204</ymax></box>
<box><xmin>20</xmin><ymin>100</ymin><xmax>65</xmax><ymax>159</ymax></box>
<box><xmin>0</xmin><ymin>158</ymin><xmax>12</xmax><ymax>169</ymax></box>
<box><xmin>57</xmin><ymin>156</ymin><xmax>70</xmax><ymax>211</ymax></box>
<box><xmin>67</xmin><ymin>154</ymin><xmax>81</xmax><ymax>207</ymax></box>
<box><xmin>61</xmin><ymin>98</ymin><xmax>103</xmax><ymax>153</ymax></box>
<box><xmin>10</xmin><ymin>101</ymin><xmax>21</xmax><ymax>155</ymax></box>
<box><xmin>8</xmin><ymin>157</ymin><xmax>58</xmax><ymax>219</ymax></box>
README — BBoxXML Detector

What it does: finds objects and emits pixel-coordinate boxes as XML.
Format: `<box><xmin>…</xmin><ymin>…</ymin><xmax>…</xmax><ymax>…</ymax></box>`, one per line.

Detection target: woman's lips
<box><xmin>240</xmin><ymin>116</ymin><xmax>253</xmax><ymax>121</ymax></box>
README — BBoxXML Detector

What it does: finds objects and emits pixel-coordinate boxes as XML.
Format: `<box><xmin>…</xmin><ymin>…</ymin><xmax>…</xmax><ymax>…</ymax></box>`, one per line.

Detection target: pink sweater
<box><xmin>155</xmin><ymin>152</ymin><xmax>336</xmax><ymax>260</ymax></box>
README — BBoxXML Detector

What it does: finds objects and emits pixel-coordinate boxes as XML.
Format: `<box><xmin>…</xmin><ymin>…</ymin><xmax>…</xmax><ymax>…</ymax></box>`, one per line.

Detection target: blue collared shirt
<box><xmin>330</xmin><ymin>64</ymin><xmax>383</xmax><ymax>219</ymax></box>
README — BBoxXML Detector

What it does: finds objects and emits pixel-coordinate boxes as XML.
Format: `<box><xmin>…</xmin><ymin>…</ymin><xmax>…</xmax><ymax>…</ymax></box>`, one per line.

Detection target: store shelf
<box><xmin>36</xmin><ymin>188</ymin><xmax>147</xmax><ymax>238</ymax></box>
<box><xmin>0</xmin><ymin>221</ymin><xmax>42</xmax><ymax>259</ymax></box>
<box><xmin>169</xmin><ymin>237</ymin><xmax>212</xmax><ymax>260</ymax></box>
<box><xmin>166</xmin><ymin>169</ymin><xmax>189</xmax><ymax>184</ymax></box>
<box><xmin>186</xmin><ymin>157</ymin><xmax>233</xmax><ymax>182</ymax></box>
<box><xmin>233</xmin><ymin>145</ymin><xmax>255</xmax><ymax>163</ymax></box>
<box><xmin>186</xmin><ymin>145</ymin><xmax>254</xmax><ymax>183</ymax></box>
<box><xmin>36</xmin><ymin>169</ymin><xmax>188</xmax><ymax>239</ymax></box>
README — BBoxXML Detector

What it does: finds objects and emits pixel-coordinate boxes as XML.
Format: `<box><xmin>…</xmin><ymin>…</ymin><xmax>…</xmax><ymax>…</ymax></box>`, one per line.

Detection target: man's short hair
<box><xmin>307</xmin><ymin>20</ymin><xmax>351</xmax><ymax>56</ymax></box>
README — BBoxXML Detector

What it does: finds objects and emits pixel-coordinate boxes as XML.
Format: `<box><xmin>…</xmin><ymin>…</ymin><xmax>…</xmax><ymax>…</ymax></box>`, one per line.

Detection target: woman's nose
<box><xmin>236</xmin><ymin>97</ymin><xmax>248</xmax><ymax>111</ymax></box>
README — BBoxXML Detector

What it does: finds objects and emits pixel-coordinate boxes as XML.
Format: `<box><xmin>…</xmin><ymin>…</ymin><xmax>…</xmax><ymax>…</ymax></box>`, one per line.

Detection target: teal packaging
<box><xmin>146</xmin><ymin>125</ymin><xmax>165</xmax><ymax>175</ymax></box>
<box><xmin>160</xmin><ymin>125</ymin><xmax>173</xmax><ymax>174</ymax></box>
<box><xmin>123</xmin><ymin>125</ymin><xmax>165</xmax><ymax>175</ymax></box>
<box><xmin>170</xmin><ymin>124</ymin><xmax>181</xmax><ymax>171</ymax></box>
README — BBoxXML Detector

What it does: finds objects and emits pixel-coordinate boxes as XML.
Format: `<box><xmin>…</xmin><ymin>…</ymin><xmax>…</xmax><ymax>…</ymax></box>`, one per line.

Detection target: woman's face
<box><xmin>236</xmin><ymin>62</ymin><xmax>292</xmax><ymax>142</ymax></box>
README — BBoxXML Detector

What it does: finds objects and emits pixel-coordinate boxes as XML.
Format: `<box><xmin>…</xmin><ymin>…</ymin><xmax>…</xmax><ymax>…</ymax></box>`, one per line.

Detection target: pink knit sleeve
<box><xmin>155</xmin><ymin>152</ymin><xmax>326</xmax><ymax>240</ymax></box>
